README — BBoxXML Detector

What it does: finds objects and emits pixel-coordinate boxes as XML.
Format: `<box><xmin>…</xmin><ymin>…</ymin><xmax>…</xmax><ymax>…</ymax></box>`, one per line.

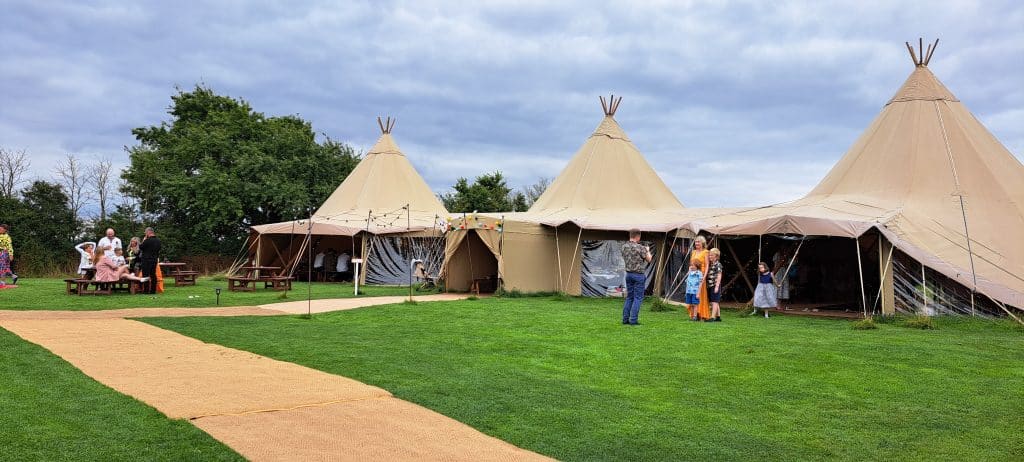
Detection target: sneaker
<box><xmin>139</xmin><ymin>277</ymin><xmax>150</xmax><ymax>283</ymax></box>
<box><xmin>629</xmin><ymin>322</ymin><xmax>640</xmax><ymax>326</ymax></box>
<box><xmin>764</xmin><ymin>312</ymin><xmax>770</xmax><ymax>318</ymax></box>
<box><xmin>714</xmin><ymin>317</ymin><xmax>722</xmax><ymax>322</ymax></box>
<box><xmin>11</xmin><ymin>275</ymin><xmax>17</xmax><ymax>285</ymax></box>
<box><xmin>690</xmin><ymin>316</ymin><xmax>698</xmax><ymax>321</ymax></box>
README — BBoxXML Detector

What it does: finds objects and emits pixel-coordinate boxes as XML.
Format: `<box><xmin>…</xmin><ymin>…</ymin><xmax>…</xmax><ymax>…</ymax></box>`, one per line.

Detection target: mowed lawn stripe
<box><xmin>0</xmin><ymin>327</ymin><xmax>242</xmax><ymax>462</ymax></box>
<box><xmin>145</xmin><ymin>297</ymin><xmax>1024</xmax><ymax>461</ymax></box>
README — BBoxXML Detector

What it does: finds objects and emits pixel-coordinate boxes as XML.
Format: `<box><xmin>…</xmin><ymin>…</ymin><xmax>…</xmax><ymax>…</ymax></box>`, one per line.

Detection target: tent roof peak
<box><xmin>905</xmin><ymin>38</ymin><xmax>939</xmax><ymax>67</ymax></box>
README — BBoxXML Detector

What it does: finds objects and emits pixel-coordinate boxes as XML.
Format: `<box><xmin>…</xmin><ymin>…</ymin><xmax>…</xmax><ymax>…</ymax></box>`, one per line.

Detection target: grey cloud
<box><xmin>1</xmin><ymin>0</ymin><xmax>1022</xmax><ymax>211</ymax></box>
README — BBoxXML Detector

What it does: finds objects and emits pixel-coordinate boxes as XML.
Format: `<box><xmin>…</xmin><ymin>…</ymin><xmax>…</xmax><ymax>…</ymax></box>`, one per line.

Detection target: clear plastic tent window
<box><xmin>581</xmin><ymin>240</ymin><xmax>656</xmax><ymax>297</ymax></box>
<box><xmin>365</xmin><ymin>236</ymin><xmax>445</xmax><ymax>286</ymax></box>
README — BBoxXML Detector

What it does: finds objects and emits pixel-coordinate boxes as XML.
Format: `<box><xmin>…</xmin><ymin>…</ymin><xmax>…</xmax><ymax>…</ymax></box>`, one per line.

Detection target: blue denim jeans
<box><xmin>622</xmin><ymin>271</ymin><xmax>646</xmax><ymax>324</ymax></box>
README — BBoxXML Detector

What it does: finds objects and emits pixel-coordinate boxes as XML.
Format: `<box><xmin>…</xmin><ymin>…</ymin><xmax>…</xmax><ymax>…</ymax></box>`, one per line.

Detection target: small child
<box><xmin>753</xmin><ymin>262</ymin><xmax>777</xmax><ymax>318</ymax></box>
<box><xmin>75</xmin><ymin>242</ymin><xmax>96</xmax><ymax>277</ymax></box>
<box><xmin>113</xmin><ymin>247</ymin><xmax>127</xmax><ymax>267</ymax></box>
<box><xmin>685</xmin><ymin>262</ymin><xmax>703</xmax><ymax>321</ymax></box>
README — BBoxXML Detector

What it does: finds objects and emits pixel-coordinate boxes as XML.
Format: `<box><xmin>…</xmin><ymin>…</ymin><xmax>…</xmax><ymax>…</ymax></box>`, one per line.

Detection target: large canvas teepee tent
<box><xmin>249</xmin><ymin>118</ymin><xmax>449</xmax><ymax>284</ymax></box>
<box><xmin>691</xmin><ymin>40</ymin><xmax>1024</xmax><ymax>314</ymax></box>
<box><xmin>443</xmin><ymin>97</ymin><xmax>695</xmax><ymax>295</ymax></box>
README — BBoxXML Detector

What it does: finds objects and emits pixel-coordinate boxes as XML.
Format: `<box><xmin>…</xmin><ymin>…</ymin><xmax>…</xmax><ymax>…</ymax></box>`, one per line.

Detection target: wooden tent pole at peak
<box><xmin>905</xmin><ymin>41</ymin><xmax>919</xmax><ymax>66</ymax></box>
<box><xmin>924</xmin><ymin>38</ymin><xmax>939</xmax><ymax>65</ymax></box>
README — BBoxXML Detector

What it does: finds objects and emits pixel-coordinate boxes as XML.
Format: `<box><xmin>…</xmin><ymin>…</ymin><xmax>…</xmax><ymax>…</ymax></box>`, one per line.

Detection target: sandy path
<box><xmin>0</xmin><ymin>306</ymin><xmax>284</xmax><ymax>320</ymax></box>
<box><xmin>1</xmin><ymin>296</ymin><xmax>549</xmax><ymax>461</ymax></box>
<box><xmin>260</xmin><ymin>293</ymin><xmax>473</xmax><ymax>314</ymax></box>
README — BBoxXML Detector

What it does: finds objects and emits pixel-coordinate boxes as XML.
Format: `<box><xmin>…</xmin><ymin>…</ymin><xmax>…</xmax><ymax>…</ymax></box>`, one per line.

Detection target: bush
<box><xmin>649</xmin><ymin>298</ymin><xmax>677</xmax><ymax>312</ymax></box>
<box><xmin>901</xmin><ymin>315</ymin><xmax>936</xmax><ymax>330</ymax></box>
<box><xmin>851</xmin><ymin>318</ymin><xmax>878</xmax><ymax>330</ymax></box>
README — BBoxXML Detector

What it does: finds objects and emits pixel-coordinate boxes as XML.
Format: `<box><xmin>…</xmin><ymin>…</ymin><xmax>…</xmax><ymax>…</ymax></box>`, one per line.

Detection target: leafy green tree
<box><xmin>1</xmin><ymin>181</ymin><xmax>79</xmax><ymax>275</ymax></box>
<box><xmin>440</xmin><ymin>171</ymin><xmax>528</xmax><ymax>213</ymax></box>
<box><xmin>121</xmin><ymin>85</ymin><xmax>360</xmax><ymax>256</ymax></box>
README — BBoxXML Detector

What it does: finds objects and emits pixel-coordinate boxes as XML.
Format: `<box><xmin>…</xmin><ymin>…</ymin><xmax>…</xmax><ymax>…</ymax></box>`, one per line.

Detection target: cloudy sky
<box><xmin>2</xmin><ymin>0</ymin><xmax>1022</xmax><ymax>210</ymax></box>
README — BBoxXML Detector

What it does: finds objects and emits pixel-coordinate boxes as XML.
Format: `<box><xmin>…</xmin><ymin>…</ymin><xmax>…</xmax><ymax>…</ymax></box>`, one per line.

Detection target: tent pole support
<box><xmin>921</xmin><ymin>263</ymin><xmax>927</xmax><ymax>314</ymax></box>
<box><xmin>555</xmin><ymin>226</ymin><xmax>563</xmax><ymax>293</ymax></box>
<box><xmin>724</xmin><ymin>239</ymin><xmax>756</xmax><ymax>295</ymax></box>
<box><xmin>563</xmin><ymin>227</ymin><xmax>584</xmax><ymax>294</ymax></box>
<box><xmin>872</xmin><ymin>242</ymin><xmax>895</xmax><ymax>314</ymax></box>
<box><xmin>658</xmin><ymin>231</ymin><xmax>680</xmax><ymax>301</ymax></box>
<box><xmin>855</xmin><ymin>237</ymin><xmax>867</xmax><ymax>317</ymax></box>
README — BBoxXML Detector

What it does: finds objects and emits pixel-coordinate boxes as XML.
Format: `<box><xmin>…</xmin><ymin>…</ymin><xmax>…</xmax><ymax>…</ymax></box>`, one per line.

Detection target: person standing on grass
<box><xmin>0</xmin><ymin>224</ymin><xmax>17</xmax><ymax>287</ymax></box>
<box><xmin>621</xmin><ymin>228</ymin><xmax>652</xmax><ymax>326</ymax></box>
<box><xmin>98</xmin><ymin>228</ymin><xmax>122</xmax><ymax>259</ymax></box>
<box><xmin>139</xmin><ymin>227</ymin><xmax>162</xmax><ymax>294</ymax></box>
<box><xmin>752</xmin><ymin>262</ymin><xmax>777</xmax><ymax>318</ymax></box>
<box><xmin>684</xmin><ymin>262</ymin><xmax>702</xmax><ymax>321</ymax></box>
<box><xmin>690</xmin><ymin>235</ymin><xmax>711</xmax><ymax>320</ymax></box>
<box><xmin>706</xmin><ymin>248</ymin><xmax>724</xmax><ymax>322</ymax></box>
<box><xmin>127</xmin><ymin>237</ymin><xmax>141</xmax><ymax>274</ymax></box>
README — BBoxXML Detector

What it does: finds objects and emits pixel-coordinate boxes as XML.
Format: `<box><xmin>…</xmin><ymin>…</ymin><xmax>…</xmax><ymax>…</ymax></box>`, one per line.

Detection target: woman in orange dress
<box><xmin>689</xmin><ymin>236</ymin><xmax>710</xmax><ymax>320</ymax></box>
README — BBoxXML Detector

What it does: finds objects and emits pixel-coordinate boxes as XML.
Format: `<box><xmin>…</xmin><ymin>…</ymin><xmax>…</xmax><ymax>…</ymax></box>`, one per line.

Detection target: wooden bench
<box><xmin>170</xmin><ymin>270</ymin><xmax>199</xmax><ymax>286</ymax></box>
<box><xmin>228</xmin><ymin>277</ymin><xmax>258</xmax><ymax>292</ymax></box>
<box><xmin>65</xmin><ymin>278</ymin><xmax>91</xmax><ymax>295</ymax></box>
<box><xmin>263</xmin><ymin>276</ymin><xmax>294</xmax><ymax>291</ymax></box>
<box><xmin>66</xmin><ymin>278</ymin><xmax>145</xmax><ymax>295</ymax></box>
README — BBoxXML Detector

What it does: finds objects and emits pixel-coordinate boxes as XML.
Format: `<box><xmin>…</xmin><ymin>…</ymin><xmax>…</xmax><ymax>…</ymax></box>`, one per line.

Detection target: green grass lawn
<box><xmin>146</xmin><ymin>297</ymin><xmax>1024</xmax><ymax>461</ymax></box>
<box><xmin>0</xmin><ymin>327</ymin><xmax>242</xmax><ymax>461</ymax></box>
<box><xmin>0</xmin><ymin>277</ymin><xmax>435</xmax><ymax>310</ymax></box>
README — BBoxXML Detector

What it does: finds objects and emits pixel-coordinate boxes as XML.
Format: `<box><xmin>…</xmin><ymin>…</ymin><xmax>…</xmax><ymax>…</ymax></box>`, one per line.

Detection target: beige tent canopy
<box><xmin>686</xmin><ymin>40</ymin><xmax>1024</xmax><ymax>312</ymax></box>
<box><xmin>249</xmin><ymin>117</ymin><xmax>449</xmax><ymax>282</ymax></box>
<box><xmin>443</xmin><ymin>97</ymin><xmax>695</xmax><ymax>295</ymax></box>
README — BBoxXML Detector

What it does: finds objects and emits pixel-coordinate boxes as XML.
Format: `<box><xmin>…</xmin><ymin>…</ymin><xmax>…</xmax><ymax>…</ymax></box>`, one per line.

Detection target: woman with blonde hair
<box><xmin>92</xmin><ymin>248</ymin><xmax>148</xmax><ymax>284</ymax></box>
<box><xmin>688</xmin><ymin>235</ymin><xmax>711</xmax><ymax>321</ymax></box>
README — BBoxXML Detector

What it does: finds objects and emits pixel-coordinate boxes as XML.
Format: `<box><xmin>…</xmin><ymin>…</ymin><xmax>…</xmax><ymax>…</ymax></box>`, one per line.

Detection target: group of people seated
<box><xmin>73</xmin><ymin>227</ymin><xmax>161</xmax><ymax>293</ymax></box>
<box><xmin>311</xmin><ymin>248</ymin><xmax>354</xmax><ymax>282</ymax></box>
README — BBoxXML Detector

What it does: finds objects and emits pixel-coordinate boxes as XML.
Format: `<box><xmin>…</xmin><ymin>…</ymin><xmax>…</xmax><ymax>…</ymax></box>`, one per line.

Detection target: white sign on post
<box><xmin>351</xmin><ymin>258</ymin><xmax>364</xmax><ymax>295</ymax></box>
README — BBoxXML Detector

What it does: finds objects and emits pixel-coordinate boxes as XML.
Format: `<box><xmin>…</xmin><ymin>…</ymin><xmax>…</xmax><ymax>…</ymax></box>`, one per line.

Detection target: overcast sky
<box><xmin>2</xmin><ymin>0</ymin><xmax>1022</xmax><ymax>210</ymax></box>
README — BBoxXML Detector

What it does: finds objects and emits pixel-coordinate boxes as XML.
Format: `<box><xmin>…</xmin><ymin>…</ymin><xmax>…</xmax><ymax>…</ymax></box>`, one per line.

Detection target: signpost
<box><xmin>351</xmin><ymin>258</ymin><xmax>364</xmax><ymax>296</ymax></box>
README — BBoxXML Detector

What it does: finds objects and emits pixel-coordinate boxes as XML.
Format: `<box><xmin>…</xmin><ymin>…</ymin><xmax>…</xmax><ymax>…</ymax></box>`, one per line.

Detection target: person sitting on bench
<box><xmin>93</xmin><ymin>248</ymin><xmax>149</xmax><ymax>285</ymax></box>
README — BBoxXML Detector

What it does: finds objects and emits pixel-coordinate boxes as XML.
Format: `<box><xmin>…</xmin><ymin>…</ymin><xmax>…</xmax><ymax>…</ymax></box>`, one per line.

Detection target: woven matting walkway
<box><xmin>1</xmin><ymin>295</ymin><xmax>548</xmax><ymax>461</ymax></box>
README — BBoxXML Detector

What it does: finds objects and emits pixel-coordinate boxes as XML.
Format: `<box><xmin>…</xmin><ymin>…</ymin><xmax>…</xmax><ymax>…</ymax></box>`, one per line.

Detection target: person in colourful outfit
<box><xmin>689</xmin><ymin>236</ymin><xmax>710</xmax><ymax>320</ymax></box>
<box><xmin>684</xmin><ymin>262</ymin><xmax>703</xmax><ymax>321</ymax></box>
<box><xmin>0</xmin><ymin>224</ymin><xmax>17</xmax><ymax>286</ymax></box>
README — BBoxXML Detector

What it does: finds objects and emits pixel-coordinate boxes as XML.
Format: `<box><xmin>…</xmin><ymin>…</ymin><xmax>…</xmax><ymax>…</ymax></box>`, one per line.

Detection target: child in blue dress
<box><xmin>753</xmin><ymin>262</ymin><xmax>777</xmax><ymax>318</ymax></box>
<box><xmin>685</xmin><ymin>262</ymin><xmax>703</xmax><ymax>321</ymax></box>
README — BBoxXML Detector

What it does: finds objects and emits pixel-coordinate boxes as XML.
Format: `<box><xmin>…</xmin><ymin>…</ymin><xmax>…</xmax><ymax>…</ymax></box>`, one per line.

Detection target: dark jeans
<box><xmin>140</xmin><ymin>259</ymin><xmax>157</xmax><ymax>294</ymax></box>
<box><xmin>621</xmin><ymin>271</ymin><xmax>646</xmax><ymax>324</ymax></box>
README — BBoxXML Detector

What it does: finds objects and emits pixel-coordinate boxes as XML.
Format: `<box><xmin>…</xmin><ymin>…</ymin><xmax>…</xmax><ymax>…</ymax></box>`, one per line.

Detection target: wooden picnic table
<box><xmin>229</xmin><ymin>266</ymin><xmax>292</xmax><ymax>292</ymax></box>
<box><xmin>159</xmin><ymin>262</ymin><xmax>199</xmax><ymax>286</ymax></box>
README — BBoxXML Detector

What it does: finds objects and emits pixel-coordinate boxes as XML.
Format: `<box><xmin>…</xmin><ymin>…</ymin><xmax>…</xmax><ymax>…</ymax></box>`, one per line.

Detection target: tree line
<box><xmin>1</xmin><ymin>85</ymin><xmax>549</xmax><ymax>276</ymax></box>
